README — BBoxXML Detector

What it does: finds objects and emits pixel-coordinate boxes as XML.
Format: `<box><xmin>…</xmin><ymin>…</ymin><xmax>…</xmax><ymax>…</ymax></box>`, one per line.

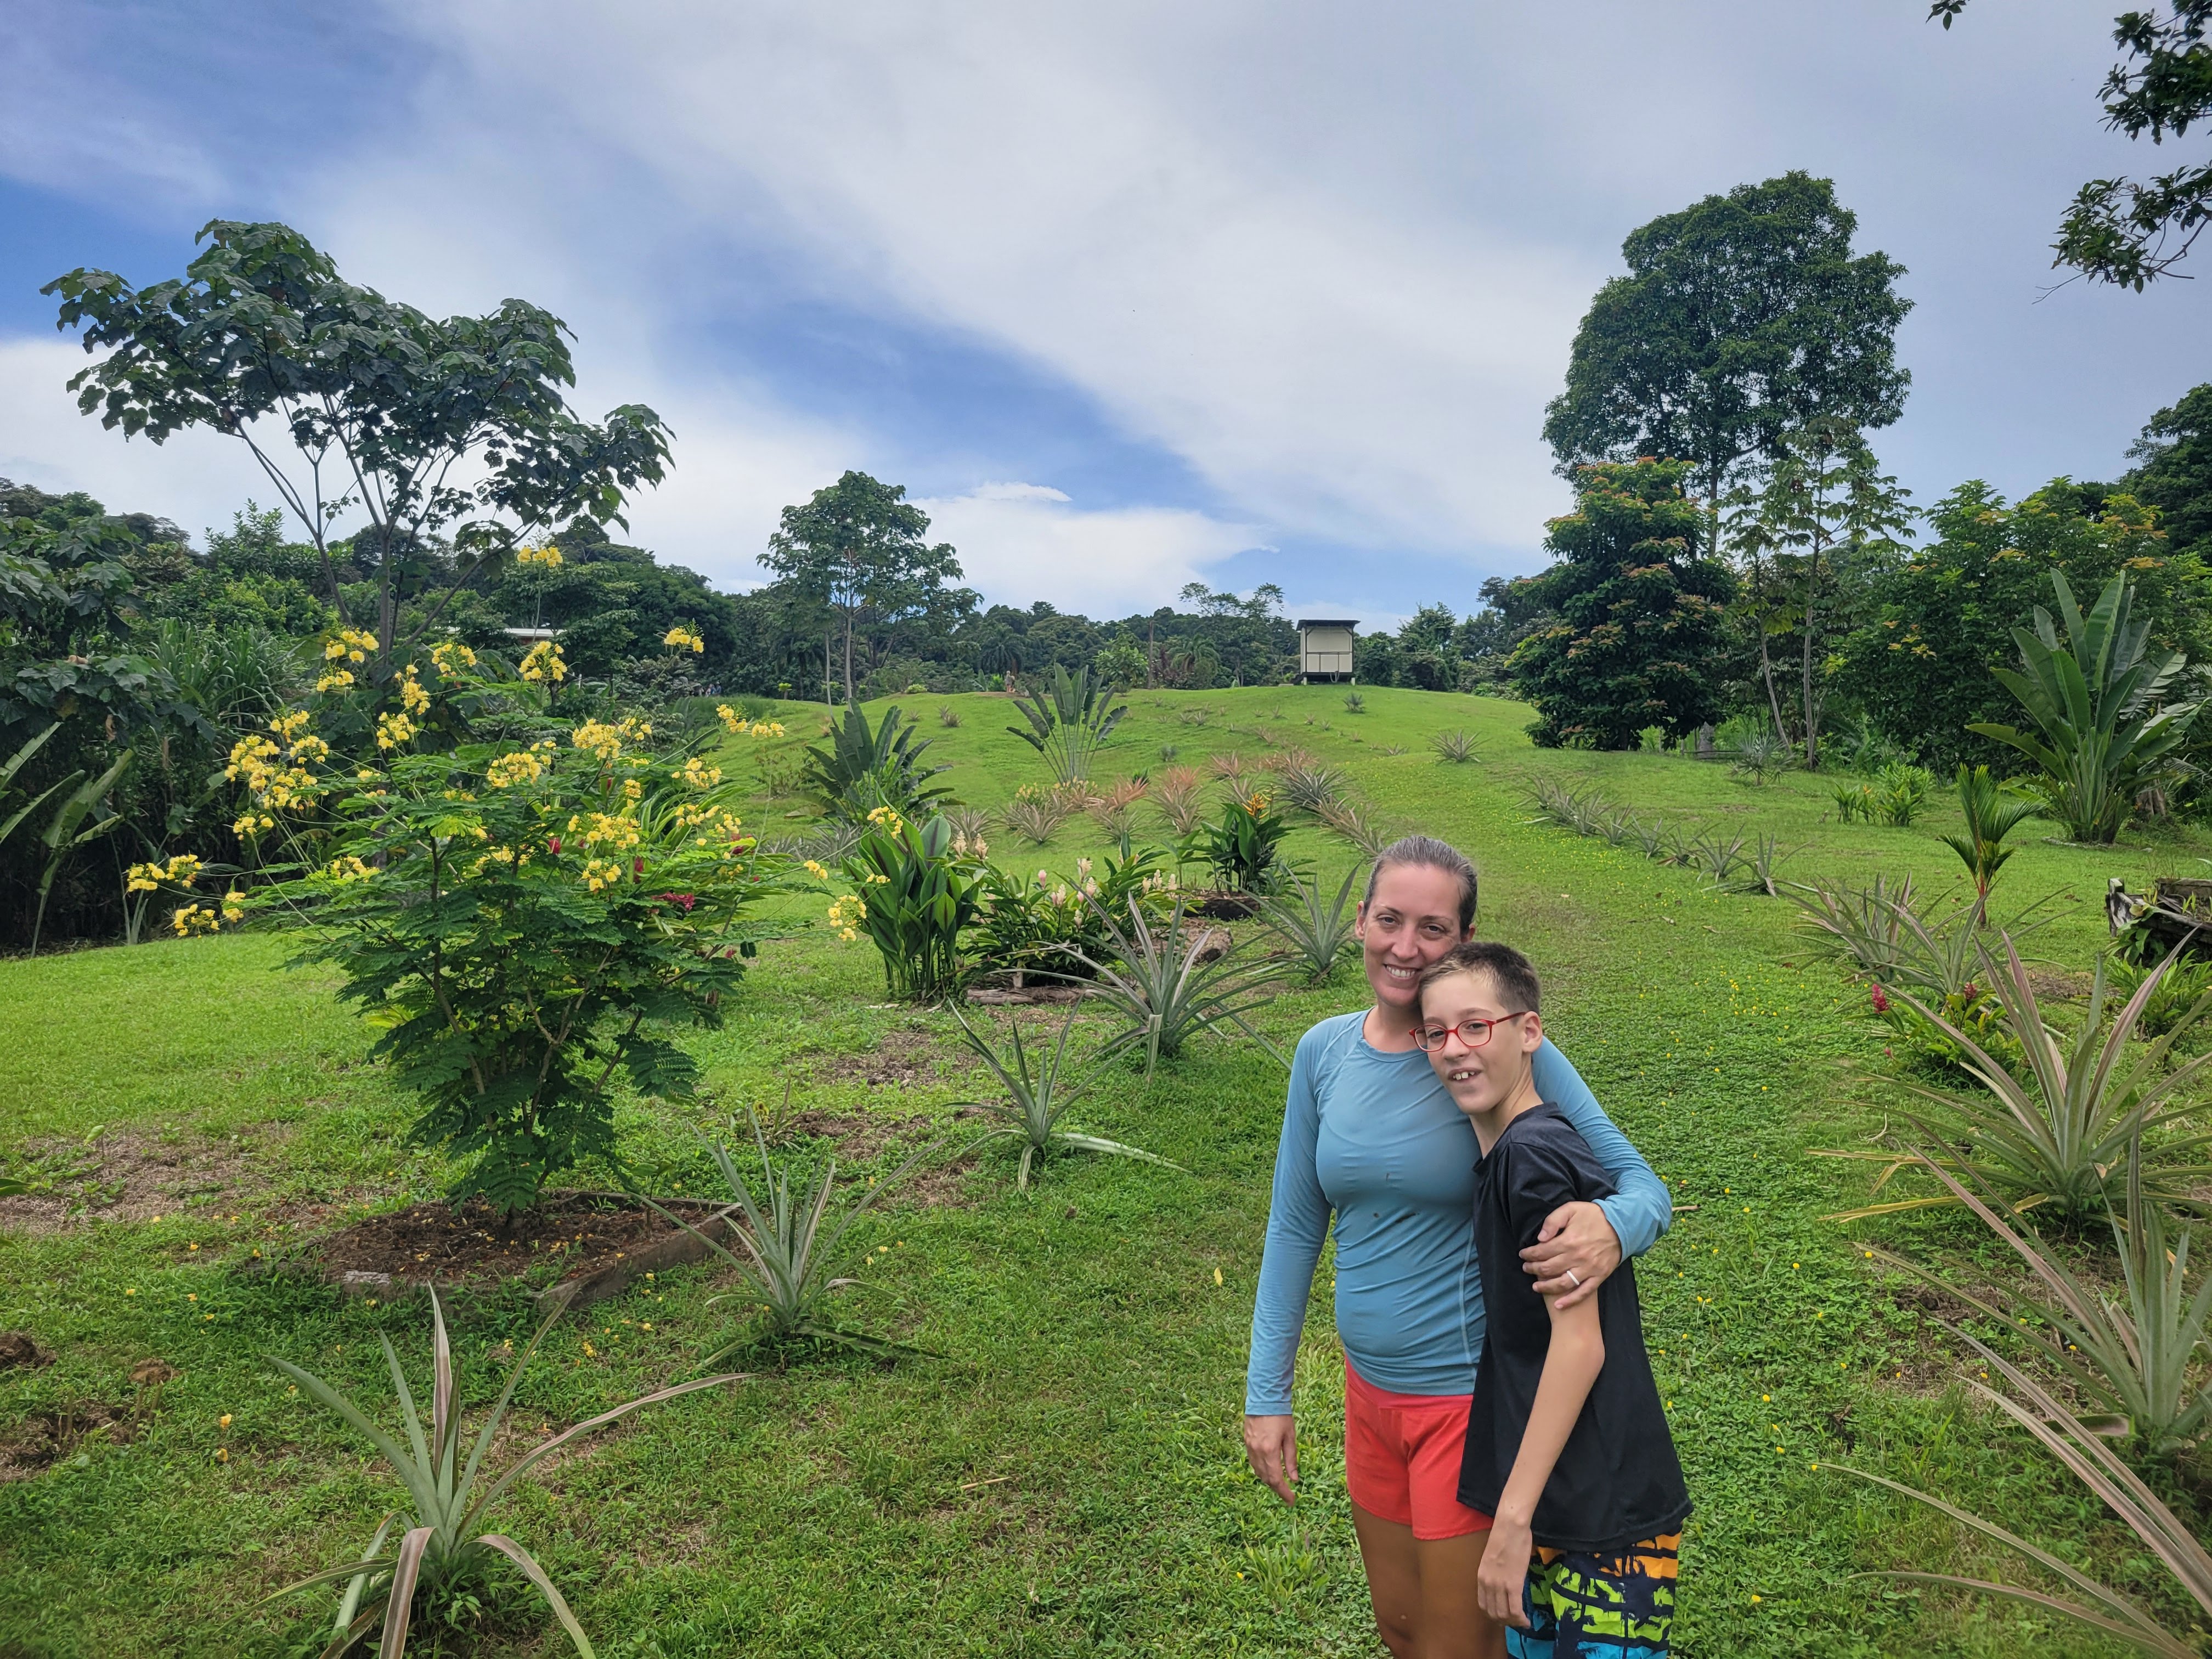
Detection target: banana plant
<box><xmin>0</xmin><ymin>724</ymin><xmax>63</xmax><ymax>853</ymax></box>
<box><xmin>1968</xmin><ymin>569</ymin><xmax>2200</xmax><ymax>844</ymax></box>
<box><xmin>251</xmin><ymin>1286</ymin><xmax>745</xmax><ymax>1657</ymax></box>
<box><xmin>1005</xmin><ymin>663</ymin><xmax>1126</xmax><ymax>783</ymax></box>
<box><xmin>30</xmin><ymin>751</ymin><xmax>131</xmax><ymax>955</ymax></box>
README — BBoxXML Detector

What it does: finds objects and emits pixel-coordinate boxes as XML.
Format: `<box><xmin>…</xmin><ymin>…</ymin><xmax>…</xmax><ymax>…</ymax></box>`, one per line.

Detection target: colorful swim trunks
<box><xmin>1507</xmin><ymin>1533</ymin><xmax>1679</xmax><ymax>1659</ymax></box>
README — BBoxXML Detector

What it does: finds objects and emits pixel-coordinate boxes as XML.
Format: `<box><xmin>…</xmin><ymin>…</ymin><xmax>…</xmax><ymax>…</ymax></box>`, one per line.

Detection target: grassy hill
<box><xmin>1</xmin><ymin>682</ymin><xmax>2203</xmax><ymax>1657</ymax></box>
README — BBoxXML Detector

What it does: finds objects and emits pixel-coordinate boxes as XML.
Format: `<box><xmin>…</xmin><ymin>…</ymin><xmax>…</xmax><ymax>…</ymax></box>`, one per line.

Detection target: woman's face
<box><xmin>1356</xmin><ymin>862</ymin><xmax>1471</xmax><ymax>1017</ymax></box>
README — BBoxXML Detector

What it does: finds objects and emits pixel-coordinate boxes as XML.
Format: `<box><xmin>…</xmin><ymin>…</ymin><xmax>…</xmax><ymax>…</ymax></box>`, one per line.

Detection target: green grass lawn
<box><xmin>2</xmin><ymin>683</ymin><xmax>2206</xmax><ymax>1657</ymax></box>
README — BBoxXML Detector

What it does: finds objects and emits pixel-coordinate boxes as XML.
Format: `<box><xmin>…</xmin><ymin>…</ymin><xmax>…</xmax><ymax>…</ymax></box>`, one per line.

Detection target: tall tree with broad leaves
<box><xmin>43</xmin><ymin>221</ymin><xmax>672</xmax><ymax>682</ymax></box>
<box><xmin>1505</xmin><ymin>460</ymin><xmax>1736</xmax><ymax>749</ymax></box>
<box><xmin>1723</xmin><ymin>422</ymin><xmax>1915</xmax><ymax>768</ymax></box>
<box><xmin>761</xmin><ymin>471</ymin><xmax>963</xmax><ymax>705</ymax></box>
<box><xmin>1543</xmin><ymin>173</ymin><xmax>1912</xmax><ymax>554</ymax></box>
<box><xmin>1935</xmin><ymin>1</ymin><xmax>2212</xmax><ymax>287</ymax></box>
<box><xmin>2125</xmin><ymin>382</ymin><xmax>2212</xmax><ymax>549</ymax></box>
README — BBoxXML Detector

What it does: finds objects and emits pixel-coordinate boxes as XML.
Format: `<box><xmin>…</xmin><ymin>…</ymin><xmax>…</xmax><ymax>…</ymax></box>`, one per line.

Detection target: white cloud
<box><xmin>0</xmin><ymin>337</ymin><xmax>269</xmax><ymax>540</ymax></box>
<box><xmin>915</xmin><ymin>483</ymin><xmax>1257</xmax><ymax>617</ymax></box>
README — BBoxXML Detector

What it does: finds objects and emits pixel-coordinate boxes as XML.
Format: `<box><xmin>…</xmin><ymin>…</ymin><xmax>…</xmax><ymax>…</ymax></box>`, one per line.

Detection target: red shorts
<box><xmin>1342</xmin><ymin>1360</ymin><xmax>1493</xmax><ymax>1541</ymax></box>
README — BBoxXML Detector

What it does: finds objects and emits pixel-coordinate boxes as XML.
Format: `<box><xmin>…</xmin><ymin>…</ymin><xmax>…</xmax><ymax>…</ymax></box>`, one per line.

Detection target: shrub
<box><xmin>966</xmin><ymin>850</ymin><xmax>1176</xmax><ymax>983</ymax></box>
<box><xmin>1314</xmin><ymin>795</ymin><xmax>1393</xmax><ymax>859</ymax></box>
<box><xmin>1001</xmin><ymin>786</ymin><xmax>1071</xmax><ymax>846</ymax></box>
<box><xmin>1873</xmin><ymin>761</ymin><xmax>1934</xmax><ymax>826</ymax></box>
<box><xmin>947</xmin><ymin>1007</ymin><xmax>1180</xmax><ymax>1187</ymax></box>
<box><xmin>252</xmin><ymin>1288</ymin><xmax>742</xmax><ymax>1655</ymax></box>
<box><xmin>1830</xmin><ymin>781</ymin><xmax>1875</xmax><ymax>823</ymax></box>
<box><xmin>1273</xmin><ymin>759</ymin><xmax>1348</xmax><ymax>816</ymax></box>
<box><xmin>937</xmin><ymin>703</ymin><xmax>961</xmax><ymax>727</ymax></box>
<box><xmin>1258</xmin><ymin>865</ymin><xmax>1362</xmax><ymax>980</ymax></box>
<box><xmin>1181</xmin><ymin>791</ymin><xmax>1292</xmax><ymax>894</ymax></box>
<box><xmin>242</xmin><ymin>701</ymin><xmax>797</xmax><ymax>1218</ymax></box>
<box><xmin>834</xmin><ymin>809</ymin><xmax>986</xmax><ymax>1003</ymax></box>
<box><xmin>800</xmin><ymin>703</ymin><xmax>953</xmax><ymax>821</ymax></box>
<box><xmin>1728</xmin><ymin>723</ymin><xmax>1790</xmax><ymax>784</ymax></box>
<box><xmin>1090</xmin><ymin>777</ymin><xmax>1150</xmax><ymax>847</ymax></box>
<box><xmin>1150</xmin><ymin>766</ymin><xmax>1207</xmax><ymax>836</ymax></box>
<box><xmin>1209</xmin><ymin>751</ymin><xmax>1249</xmax><ymax>781</ymax></box>
<box><xmin>1066</xmin><ymin>897</ymin><xmax>1291</xmax><ymax>1078</ymax></box>
<box><xmin>1342</xmin><ymin>690</ymin><xmax>1365</xmax><ymax>713</ymax></box>
<box><xmin>1971</xmin><ymin>570</ymin><xmax>2202</xmax><ymax>844</ymax></box>
<box><xmin>1431</xmin><ymin>729</ymin><xmax>1481</xmax><ymax>764</ymax></box>
<box><xmin>1824</xmin><ymin>936</ymin><xmax>2212</xmax><ymax>1222</ymax></box>
<box><xmin>661</xmin><ymin>1107</ymin><xmax>935</xmax><ymax>1359</ymax></box>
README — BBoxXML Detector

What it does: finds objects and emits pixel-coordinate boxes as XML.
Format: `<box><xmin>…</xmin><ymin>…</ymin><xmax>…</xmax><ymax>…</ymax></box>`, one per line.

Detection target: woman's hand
<box><xmin>1520</xmin><ymin>1199</ymin><xmax>1622</xmax><ymax>1311</ymax></box>
<box><xmin>1243</xmin><ymin>1414</ymin><xmax>1299</xmax><ymax>1503</ymax></box>
<box><xmin>1478</xmin><ymin>1517</ymin><xmax>1534</xmax><ymax>1626</ymax></box>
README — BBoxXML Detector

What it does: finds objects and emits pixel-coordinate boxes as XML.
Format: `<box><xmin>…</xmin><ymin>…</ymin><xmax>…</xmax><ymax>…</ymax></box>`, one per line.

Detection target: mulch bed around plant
<box><xmin>297</xmin><ymin>1191</ymin><xmax>733</xmax><ymax>1310</ymax></box>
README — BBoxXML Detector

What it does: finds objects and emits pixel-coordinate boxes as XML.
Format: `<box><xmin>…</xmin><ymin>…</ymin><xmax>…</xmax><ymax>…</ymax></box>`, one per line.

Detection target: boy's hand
<box><xmin>1243</xmin><ymin>1414</ymin><xmax>1299</xmax><ymax>1504</ymax></box>
<box><xmin>1521</xmin><ymin>1200</ymin><xmax>1621</xmax><ymax>1310</ymax></box>
<box><xmin>1479</xmin><ymin>1517</ymin><xmax>1534</xmax><ymax>1627</ymax></box>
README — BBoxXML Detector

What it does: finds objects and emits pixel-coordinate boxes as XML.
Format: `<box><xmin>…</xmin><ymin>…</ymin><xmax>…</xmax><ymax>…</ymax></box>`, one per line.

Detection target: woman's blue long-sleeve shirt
<box><xmin>1244</xmin><ymin>1010</ymin><xmax>1671</xmax><ymax>1415</ymax></box>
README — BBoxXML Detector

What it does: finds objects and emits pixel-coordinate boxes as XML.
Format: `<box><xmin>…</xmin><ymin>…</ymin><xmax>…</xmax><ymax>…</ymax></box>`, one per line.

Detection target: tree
<box><xmin>1543</xmin><ymin>174</ymin><xmax>1911</xmax><ymax>552</ymax></box>
<box><xmin>1935</xmin><ymin>1</ymin><xmax>2212</xmax><ymax>287</ymax></box>
<box><xmin>1833</xmin><ymin>481</ymin><xmax>2212</xmax><ymax>772</ymax></box>
<box><xmin>1724</xmin><ymin>424</ymin><xmax>1914</xmax><ymax>767</ymax></box>
<box><xmin>762</xmin><ymin>472</ymin><xmax>963</xmax><ymax>704</ymax></box>
<box><xmin>44</xmin><ymin>221</ymin><xmax>672</xmax><ymax>680</ymax></box>
<box><xmin>2125</xmin><ymin>382</ymin><xmax>2212</xmax><ymax>551</ymax></box>
<box><xmin>1505</xmin><ymin>460</ymin><xmax>1736</xmax><ymax>749</ymax></box>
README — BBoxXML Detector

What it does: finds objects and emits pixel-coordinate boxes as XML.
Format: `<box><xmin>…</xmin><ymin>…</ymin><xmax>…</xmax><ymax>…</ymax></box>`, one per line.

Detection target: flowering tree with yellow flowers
<box><xmin>200</xmin><ymin>661</ymin><xmax>799</xmax><ymax>1216</ymax></box>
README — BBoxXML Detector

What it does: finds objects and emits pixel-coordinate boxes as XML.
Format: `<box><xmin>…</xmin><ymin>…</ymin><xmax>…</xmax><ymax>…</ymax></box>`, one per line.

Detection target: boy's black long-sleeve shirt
<box><xmin>1456</xmin><ymin>1104</ymin><xmax>1691</xmax><ymax>1554</ymax></box>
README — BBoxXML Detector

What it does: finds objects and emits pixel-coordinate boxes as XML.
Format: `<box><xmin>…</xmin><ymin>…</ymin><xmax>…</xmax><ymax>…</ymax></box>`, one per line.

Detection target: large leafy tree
<box><xmin>44</xmin><ymin>220</ymin><xmax>672</xmax><ymax>680</ymax></box>
<box><xmin>761</xmin><ymin>471</ymin><xmax>964</xmax><ymax>704</ymax></box>
<box><xmin>1723</xmin><ymin>424</ymin><xmax>1914</xmax><ymax>767</ymax></box>
<box><xmin>1543</xmin><ymin>173</ymin><xmax>1911</xmax><ymax>551</ymax></box>
<box><xmin>2124</xmin><ymin>382</ymin><xmax>2212</xmax><ymax>550</ymax></box>
<box><xmin>1936</xmin><ymin>1</ymin><xmax>2212</xmax><ymax>287</ymax></box>
<box><xmin>1505</xmin><ymin>460</ymin><xmax>1736</xmax><ymax>749</ymax></box>
<box><xmin>1833</xmin><ymin>479</ymin><xmax>2212</xmax><ymax>771</ymax></box>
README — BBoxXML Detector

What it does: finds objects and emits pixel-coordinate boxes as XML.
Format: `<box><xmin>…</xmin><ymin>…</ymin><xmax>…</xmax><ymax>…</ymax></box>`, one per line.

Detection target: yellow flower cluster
<box><xmin>514</xmin><ymin>544</ymin><xmax>563</xmax><ymax>567</ymax></box>
<box><xmin>715</xmin><ymin>705</ymin><xmax>786</xmax><ymax>738</ymax></box>
<box><xmin>567</xmin><ymin>811</ymin><xmax>642</xmax><ymax>851</ymax></box>
<box><xmin>233</xmin><ymin>811</ymin><xmax>276</xmax><ymax>836</ymax></box>
<box><xmin>580</xmin><ymin>857</ymin><xmax>628</xmax><ymax>893</ymax></box>
<box><xmin>663</xmin><ymin>625</ymin><xmax>705</xmax><ymax>653</ymax></box>
<box><xmin>1243</xmin><ymin>789</ymin><xmax>1273</xmax><ymax>816</ymax></box>
<box><xmin>430</xmin><ymin>640</ymin><xmax>478</xmax><ymax>676</ymax></box>
<box><xmin>623</xmin><ymin>776</ymin><xmax>645</xmax><ymax>802</ymax></box>
<box><xmin>325</xmin><ymin>856</ymin><xmax>374</xmax><ymax>883</ymax></box>
<box><xmin>316</xmin><ymin>668</ymin><xmax>355</xmax><ymax>693</ymax></box>
<box><xmin>127</xmin><ymin>854</ymin><xmax>203</xmax><ymax>894</ymax></box>
<box><xmin>171</xmin><ymin>904</ymin><xmax>221</xmax><ymax>936</ymax></box>
<box><xmin>398</xmin><ymin>666</ymin><xmax>431</xmax><ymax>717</ymax></box>
<box><xmin>518</xmin><ymin>641</ymin><xmax>567</xmax><ymax>683</ymax></box>
<box><xmin>222</xmin><ymin>889</ymin><xmax>246</xmax><ymax>924</ymax></box>
<box><xmin>226</xmin><ymin>713</ymin><xmax>326</xmax><ymax>822</ymax></box>
<box><xmin>866</xmin><ymin>804</ymin><xmax>907</xmax><ymax>835</ymax></box>
<box><xmin>375</xmin><ymin>712</ymin><xmax>417</xmax><ymax>751</ymax></box>
<box><xmin>678</xmin><ymin>804</ymin><xmax>748</xmax><ymax>853</ymax></box>
<box><xmin>485</xmin><ymin>750</ymin><xmax>545</xmax><ymax>789</ymax></box>
<box><xmin>572</xmin><ymin>715</ymin><xmax>651</xmax><ymax>763</ymax></box>
<box><xmin>324</xmin><ymin>628</ymin><xmax>376</xmax><ymax>665</ymax></box>
<box><xmin>679</xmin><ymin>755</ymin><xmax>721</xmax><ymax>789</ymax></box>
<box><xmin>803</xmin><ymin>859</ymin><xmax>830</xmax><ymax>879</ymax></box>
<box><xmin>827</xmin><ymin>893</ymin><xmax>867</xmax><ymax>942</ymax></box>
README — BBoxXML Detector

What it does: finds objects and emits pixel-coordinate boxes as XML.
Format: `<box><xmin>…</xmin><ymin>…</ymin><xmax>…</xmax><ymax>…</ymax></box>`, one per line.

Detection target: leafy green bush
<box><xmin>253</xmin><ymin>1287</ymin><xmax>742</xmax><ymax>1656</ymax></box>
<box><xmin>800</xmin><ymin>702</ymin><xmax>952</xmax><ymax>821</ymax></box>
<box><xmin>1430</xmin><ymin>729</ymin><xmax>1480</xmax><ymax>764</ymax></box>
<box><xmin>228</xmin><ymin>673</ymin><xmax>799</xmax><ymax>1217</ymax></box>
<box><xmin>1873</xmin><ymin>761</ymin><xmax>1933</xmax><ymax>826</ymax></box>
<box><xmin>1006</xmin><ymin>663</ymin><xmax>1127</xmax><ymax>783</ymax></box>
<box><xmin>1066</xmin><ymin>896</ymin><xmax>1291</xmax><ymax>1077</ymax></box>
<box><xmin>1257</xmin><ymin>865</ymin><xmax>1362</xmax><ymax>980</ymax></box>
<box><xmin>1180</xmin><ymin>791</ymin><xmax>1291</xmax><ymax>893</ymax></box>
<box><xmin>832</xmin><ymin>808</ymin><xmax>986</xmax><ymax>1003</ymax></box>
<box><xmin>967</xmin><ymin>849</ymin><xmax>1174</xmax><ymax>983</ymax></box>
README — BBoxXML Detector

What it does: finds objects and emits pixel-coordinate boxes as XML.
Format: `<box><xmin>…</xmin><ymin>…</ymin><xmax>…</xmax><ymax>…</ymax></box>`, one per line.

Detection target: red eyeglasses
<box><xmin>1410</xmin><ymin>1012</ymin><xmax>1535</xmax><ymax>1052</ymax></box>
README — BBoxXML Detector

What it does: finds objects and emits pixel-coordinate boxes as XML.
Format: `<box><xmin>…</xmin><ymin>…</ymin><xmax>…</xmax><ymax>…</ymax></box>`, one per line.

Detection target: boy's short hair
<box><xmin>1416</xmin><ymin>940</ymin><xmax>1542</xmax><ymax>1014</ymax></box>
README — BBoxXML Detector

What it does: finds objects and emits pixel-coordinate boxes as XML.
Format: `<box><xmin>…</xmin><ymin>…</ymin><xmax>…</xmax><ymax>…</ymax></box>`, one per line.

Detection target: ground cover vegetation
<box><xmin>8</xmin><ymin>684</ymin><xmax>2212</xmax><ymax>1658</ymax></box>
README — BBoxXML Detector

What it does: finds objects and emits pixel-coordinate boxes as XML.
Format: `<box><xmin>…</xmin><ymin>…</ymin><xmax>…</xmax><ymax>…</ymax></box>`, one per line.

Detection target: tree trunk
<box><xmin>842</xmin><ymin>606</ymin><xmax>855</xmax><ymax>704</ymax></box>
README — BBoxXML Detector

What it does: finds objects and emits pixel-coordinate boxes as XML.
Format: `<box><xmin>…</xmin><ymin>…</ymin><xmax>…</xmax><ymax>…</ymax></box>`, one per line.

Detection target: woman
<box><xmin>1243</xmin><ymin>836</ymin><xmax>1672</xmax><ymax>1659</ymax></box>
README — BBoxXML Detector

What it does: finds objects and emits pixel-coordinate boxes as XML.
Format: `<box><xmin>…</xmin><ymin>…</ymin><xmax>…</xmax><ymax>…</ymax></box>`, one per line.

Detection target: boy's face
<box><xmin>1418</xmin><ymin>967</ymin><xmax>1544</xmax><ymax>1118</ymax></box>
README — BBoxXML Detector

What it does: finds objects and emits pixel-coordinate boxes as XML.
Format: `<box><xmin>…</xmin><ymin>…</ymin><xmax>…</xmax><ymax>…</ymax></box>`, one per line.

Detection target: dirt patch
<box><xmin>0</xmin><ymin>1125</ymin><xmax>296</xmax><ymax>1234</ymax></box>
<box><xmin>307</xmin><ymin>1192</ymin><xmax>713</xmax><ymax>1296</ymax></box>
<box><xmin>0</xmin><ymin>1402</ymin><xmax>137</xmax><ymax>1481</ymax></box>
<box><xmin>0</xmin><ymin>1334</ymin><xmax>52</xmax><ymax>1370</ymax></box>
<box><xmin>811</xmin><ymin>1030</ymin><xmax>952</xmax><ymax>1088</ymax></box>
<box><xmin>2026</xmin><ymin>970</ymin><xmax>2095</xmax><ymax>1001</ymax></box>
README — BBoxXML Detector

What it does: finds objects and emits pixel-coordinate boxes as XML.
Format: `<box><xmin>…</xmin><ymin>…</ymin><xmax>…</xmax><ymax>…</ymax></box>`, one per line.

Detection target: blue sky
<box><xmin>5</xmin><ymin>0</ymin><xmax>2210</xmax><ymax>628</ymax></box>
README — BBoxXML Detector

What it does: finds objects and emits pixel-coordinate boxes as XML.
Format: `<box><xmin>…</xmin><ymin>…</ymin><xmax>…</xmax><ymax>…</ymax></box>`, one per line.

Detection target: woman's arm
<box><xmin>1530</xmin><ymin>1039</ymin><xmax>1673</xmax><ymax>1257</ymax></box>
<box><xmin>1245</xmin><ymin>1029</ymin><xmax>1334</xmax><ymax>1419</ymax></box>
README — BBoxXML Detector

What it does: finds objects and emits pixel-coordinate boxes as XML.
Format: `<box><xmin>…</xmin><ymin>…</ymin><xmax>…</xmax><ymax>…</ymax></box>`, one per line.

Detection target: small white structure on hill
<box><xmin>1296</xmin><ymin>618</ymin><xmax>1358</xmax><ymax>683</ymax></box>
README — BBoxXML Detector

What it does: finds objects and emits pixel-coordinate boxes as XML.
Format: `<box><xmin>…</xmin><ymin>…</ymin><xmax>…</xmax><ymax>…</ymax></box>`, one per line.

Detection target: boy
<box><xmin>1414</xmin><ymin>941</ymin><xmax>1690</xmax><ymax>1658</ymax></box>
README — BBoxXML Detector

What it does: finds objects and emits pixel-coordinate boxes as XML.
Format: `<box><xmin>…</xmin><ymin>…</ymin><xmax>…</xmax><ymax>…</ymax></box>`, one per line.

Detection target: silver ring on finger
<box><xmin>1565</xmin><ymin>1269</ymin><xmax>1581</xmax><ymax>1288</ymax></box>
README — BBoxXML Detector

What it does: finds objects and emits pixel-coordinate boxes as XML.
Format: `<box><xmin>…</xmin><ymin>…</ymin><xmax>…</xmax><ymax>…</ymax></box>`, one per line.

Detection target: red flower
<box><xmin>656</xmin><ymin>891</ymin><xmax>698</xmax><ymax>912</ymax></box>
<box><xmin>1960</xmin><ymin>983</ymin><xmax>1977</xmax><ymax>1001</ymax></box>
<box><xmin>547</xmin><ymin>836</ymin><xmax>562</xmax><ymax>855</ymax></box>
<box><xmin>1869</xmin><ymin>984</ymin><xmax>1890</xmax><ymax>1013</ymax></box>
<box><xmin>633</xmin><ymin>857</ymin><xmax>645</xmax><ymax>877</ymax></box>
